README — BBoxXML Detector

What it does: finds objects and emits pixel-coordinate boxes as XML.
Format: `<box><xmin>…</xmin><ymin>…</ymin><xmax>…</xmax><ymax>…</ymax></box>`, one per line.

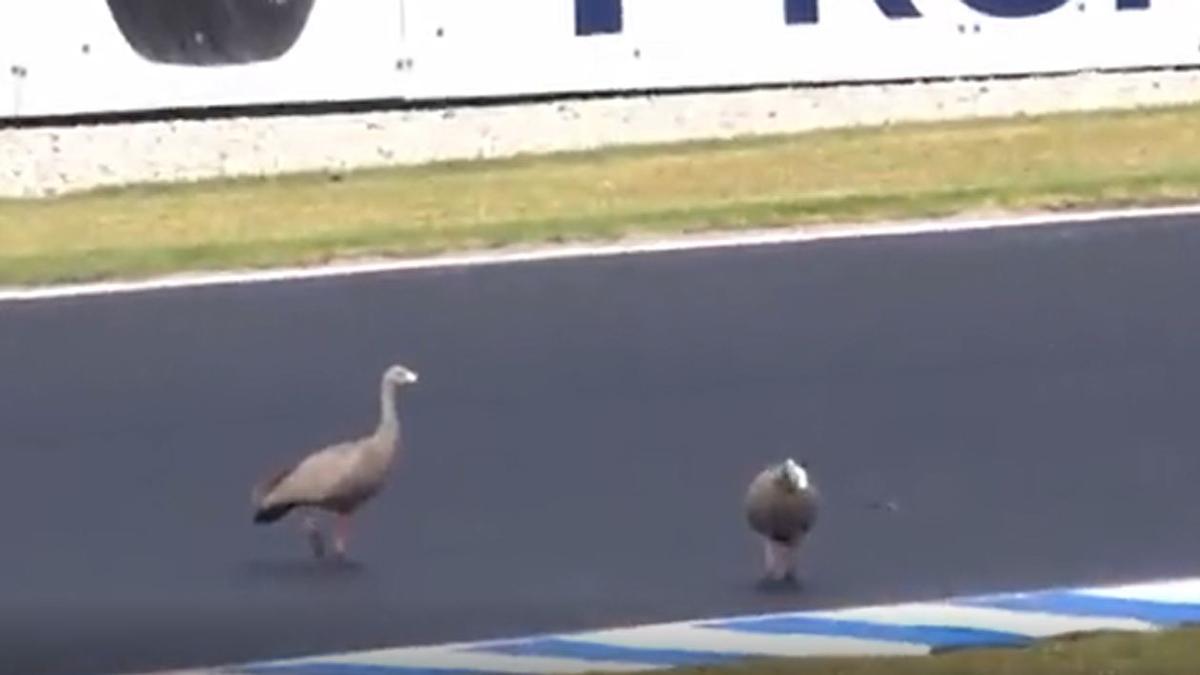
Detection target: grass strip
<box><xmin>4</xmin><ymin>103</ymin><xmax>1200</xmax><ymax>286</ymax></box>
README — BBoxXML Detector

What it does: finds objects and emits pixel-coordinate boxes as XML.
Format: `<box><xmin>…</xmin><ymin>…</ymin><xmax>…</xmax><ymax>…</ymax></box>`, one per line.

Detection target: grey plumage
<box><xmin>251</xmin><ymin>363</ymin><xmax>419</xmax><ymax>558</ymax></box>
<box><xmin>744</xmin><ymin>458</ymin><xmax>818</xmax><ymax>583</ymax></box>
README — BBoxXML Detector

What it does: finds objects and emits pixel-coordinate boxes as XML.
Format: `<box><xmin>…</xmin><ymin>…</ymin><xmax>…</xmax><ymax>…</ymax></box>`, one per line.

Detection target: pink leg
<box><xmin>763</xmin><ymin>540</ymin><xmax>782</xmax><ymax>580</ymax></box>
<box><xmin>333</xmin><ymin>513</ymin><xmax>351</xmax><ymax>557</ymax></box>
<box><xmin>302</xmin><ymin>512</ymin><xmax>326</xmax><ymax>559</ymax></box>
<box><xmin>781</xmin><ymin>543</ymin><xmax>798</xmax><ymax>581</ymax></box>
<box><xmin>784</xmin><ymin>537</ymin><xmax>808</xmax><ymax>583</ymax></box>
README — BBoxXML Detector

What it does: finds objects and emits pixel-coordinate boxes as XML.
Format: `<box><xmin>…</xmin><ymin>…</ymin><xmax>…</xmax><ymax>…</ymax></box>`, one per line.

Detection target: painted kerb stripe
<box><xmin>189</xmin><ymin>576</ymin><xmax>1200</xmax><ymax>675</ymax></box>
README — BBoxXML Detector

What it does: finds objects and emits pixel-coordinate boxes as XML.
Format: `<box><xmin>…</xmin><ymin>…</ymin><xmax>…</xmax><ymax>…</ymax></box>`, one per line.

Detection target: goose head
<box><xmin>777</xmin><ymin>458</ymin><xmax>809</xmax><ymax>492</ymax></box>
<box><xmin>384</xmin><ymin>364</ymin><xmax>420</xmax><ymax>386</ymax></box>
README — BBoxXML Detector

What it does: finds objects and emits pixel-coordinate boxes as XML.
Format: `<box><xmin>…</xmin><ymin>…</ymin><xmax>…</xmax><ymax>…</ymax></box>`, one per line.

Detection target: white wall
<box><xmin>3</xmin><ymin>0</ymin><xmax>1199</xmax><ymax>119</ymax></box>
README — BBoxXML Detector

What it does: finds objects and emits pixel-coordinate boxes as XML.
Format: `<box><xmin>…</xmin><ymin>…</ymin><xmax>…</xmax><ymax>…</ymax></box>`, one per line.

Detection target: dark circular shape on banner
<box><xmin>106</xmin><ymin>0</ymin><xmax>316</xmax><ymax>66</ymax></box>
<box><xmin>960</xmin><ymin>0</ymin><xmax>1068</xmax><ymax>18</ymax></box>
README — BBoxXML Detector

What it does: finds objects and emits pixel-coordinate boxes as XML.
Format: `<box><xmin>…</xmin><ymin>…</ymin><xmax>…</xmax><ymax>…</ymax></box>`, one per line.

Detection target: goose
<box><xmin>744</xmin><ymin>458</ymin><xmax>818</xmax><ymax>583</ymax></box>
<box><xmin>251</xmin><ymin>363</ymin><xmax>419</xmax><ymax>559</ymax></box>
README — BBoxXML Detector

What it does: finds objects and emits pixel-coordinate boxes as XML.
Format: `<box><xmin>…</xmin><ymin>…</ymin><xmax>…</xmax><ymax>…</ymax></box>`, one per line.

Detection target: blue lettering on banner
<box><xmin>878</xmin><ymin>0</ymin><xmax>923</xmax><ymax>18</ymax></box>
<box><xmin>784</xmin><ymin>0</ymin><xmax>818</xmax><ymax>24</ymax></box>
<box><xmin>784</xmin><ymin>0</ymin><xmax>1148</xmax><ymax>24</ymax></box>
<box><xmin>785</xmin><ymin>0</ymin><xmax>921</xmax><ymax>24</ymax></box>
<box><xmin>575</xmin><ymin>0</ymin><xmax>622</xmax><ymax>35</ymax></box>
<box><xmin>576</xmin><ymin>0</ymin><xmax>1151</xmax><ymax>34</ymax></box>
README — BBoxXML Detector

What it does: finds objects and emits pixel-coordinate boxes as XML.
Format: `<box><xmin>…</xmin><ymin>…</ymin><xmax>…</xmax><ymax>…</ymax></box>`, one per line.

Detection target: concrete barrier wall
<box><xmin>3</xmin><ymin>1</ymin><xmax>1200</xmax><ymax>119</ymax></box>
<box><xmin>7</xmin><ymin>68</ymin><xmax>1200</xmax><ymax>198</ymax></box>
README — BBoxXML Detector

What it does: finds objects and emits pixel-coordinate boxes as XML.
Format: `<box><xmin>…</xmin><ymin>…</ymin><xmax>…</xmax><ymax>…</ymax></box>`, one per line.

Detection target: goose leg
<box><xmin>762</xmin><ymin>539</ymin><xmax>782</xmax><ymax>580</ymax></box>
<box><xmin>302</xmin><ymin>513</ymin><xmax>326</xmax><ymax>559</ymax></box>
<box><xmin>780</xmin><ymin>543</ymin><xmax>798</xmax><ymax>583</ymax></box>
<box><xmin>784</xmin><ymin>536</ymin><xmax>809</xmax><ymax>585</ymax></box>
<box><xmin>333</xmin><ymin>513</ymin><xmax>351</xmax><ymax>557</ymax></box>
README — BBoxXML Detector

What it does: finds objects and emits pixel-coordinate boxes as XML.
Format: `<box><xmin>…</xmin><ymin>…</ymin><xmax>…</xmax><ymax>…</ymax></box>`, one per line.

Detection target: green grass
<box><xmin>6</xmin><ymin>103</ymin><xmax>1200</xmax><ymax>286</ymax></box>
<box><xmin>614</xmin><ymin>628</ymin><xmax>1200</xmax><ymax>675</ymax></box>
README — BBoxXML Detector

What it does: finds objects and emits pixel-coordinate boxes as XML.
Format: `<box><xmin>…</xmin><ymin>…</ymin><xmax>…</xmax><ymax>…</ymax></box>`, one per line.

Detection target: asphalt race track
<box><xmin>4</xmin><ymin>212</ymin><xmax>1200</xmax><ymax>675</ymax></box>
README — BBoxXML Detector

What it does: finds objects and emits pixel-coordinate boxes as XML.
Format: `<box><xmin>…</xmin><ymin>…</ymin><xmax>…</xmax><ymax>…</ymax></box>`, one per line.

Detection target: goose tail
<box><xmin>251</xmin><ymin>464</ymin><xmax>297</xmax><ymax>524</ymax></box>
<box><xmin>253</xmin><ymin>501</ymin><xmax>296</xmax><ymax>524</ymax></box>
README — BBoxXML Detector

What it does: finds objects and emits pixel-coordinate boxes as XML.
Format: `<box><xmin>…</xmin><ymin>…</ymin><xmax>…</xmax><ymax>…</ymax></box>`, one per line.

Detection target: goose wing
<box><xmin>254</xmin><ymin>439</ymin><xmax>364</xmax><ymax>510</ymax></box>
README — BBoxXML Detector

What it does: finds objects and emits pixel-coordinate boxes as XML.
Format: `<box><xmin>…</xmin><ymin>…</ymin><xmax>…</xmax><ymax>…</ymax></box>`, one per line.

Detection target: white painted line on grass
<box><xmin>3</xmin><ymin>202</ymin><xmax>1200</xmax><ymax>305</ymax></box>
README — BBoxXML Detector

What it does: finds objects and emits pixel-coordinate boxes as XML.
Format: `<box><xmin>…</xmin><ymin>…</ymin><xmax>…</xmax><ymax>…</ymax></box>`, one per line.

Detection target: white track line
<box><xmin>277</xmin><ymin>647</ymin><xmax>662</xmax><ymax>673</ymax></box>
<box><xmin>546</xmin><ymin>624</ymin><xmax>930</xmax><ymax>658</ymax></box>
<box><xmin>3</xmin><ymin>203</ymin><xmax>1200</xmax><ymax>305</ymax></box>
<box><xmin>807</xmin><ymin>601</ymin><xmax>1156</xmax><ymax>636</ymax></box>
<box><xmin>1078</xmin><ymin>578</ymin><xmax>1200</xmax><ymax>603</ymax></box>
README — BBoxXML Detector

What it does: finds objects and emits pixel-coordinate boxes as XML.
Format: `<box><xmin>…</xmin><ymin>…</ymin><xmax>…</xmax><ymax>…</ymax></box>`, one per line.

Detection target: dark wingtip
<box><xmin>253</xmin><ymin>503</ymin><xmax>294</xmax><ymax>524</ymax></box>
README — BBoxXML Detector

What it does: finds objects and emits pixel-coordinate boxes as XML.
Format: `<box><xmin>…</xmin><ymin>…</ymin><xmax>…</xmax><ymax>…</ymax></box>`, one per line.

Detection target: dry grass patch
<box><xmin>4</xmin><ymin>104</ymin><xmax>1200</xmax><ymax>286</ymax></box>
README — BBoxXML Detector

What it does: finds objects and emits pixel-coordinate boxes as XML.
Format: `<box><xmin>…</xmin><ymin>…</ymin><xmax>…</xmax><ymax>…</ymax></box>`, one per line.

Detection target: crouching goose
<box><xmin>251</xmin><ymin>363</ymin><xmax>419</xmax><ymax>559</ymax></box>
<box><xmin>744</xmin><ymin>458</ymin><xmax>818</xmax><ymax>584</ymax></box>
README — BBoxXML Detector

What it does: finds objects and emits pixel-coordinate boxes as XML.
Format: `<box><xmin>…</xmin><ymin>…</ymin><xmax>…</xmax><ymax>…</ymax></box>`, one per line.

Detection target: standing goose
<box><xmin>744</xmin><ymin>458</ymin><xmax>818</xmax><ymax>583</ymax></box>
<box><xmin>251</xmin><ymin>363</ymin><xmax>419</xmax><ymax>558</ymax></box>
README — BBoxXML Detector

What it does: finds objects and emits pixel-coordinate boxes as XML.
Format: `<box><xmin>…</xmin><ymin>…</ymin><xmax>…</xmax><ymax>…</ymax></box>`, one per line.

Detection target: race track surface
<box><xmin>3</xmin><ymin>212</ymin><xmax>1200</xmax><ymax>675</ymax></box>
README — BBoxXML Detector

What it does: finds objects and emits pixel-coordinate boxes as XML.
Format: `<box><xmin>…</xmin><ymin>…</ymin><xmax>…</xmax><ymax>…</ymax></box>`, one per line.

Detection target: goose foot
<box><xmin>755</xmin><ymin>574</ymin><xmax>801</xmax><ymax>592</ymax></box>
